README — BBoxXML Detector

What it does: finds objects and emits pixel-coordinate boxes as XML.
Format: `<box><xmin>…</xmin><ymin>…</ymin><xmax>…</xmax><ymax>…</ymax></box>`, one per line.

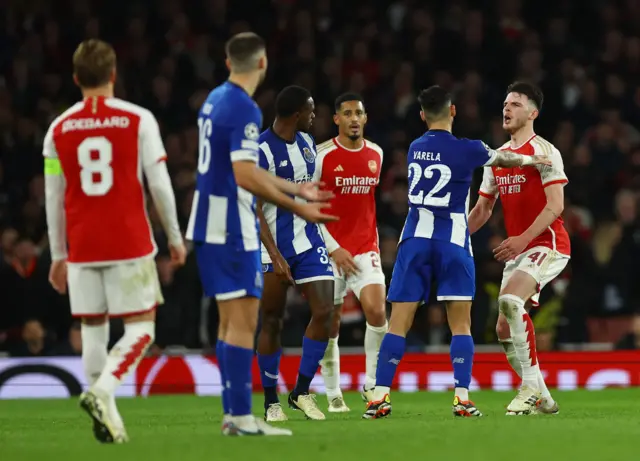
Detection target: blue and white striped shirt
<box><xmin>258</xmin><ymin>128</ymin><xmax>324</xmax><ymax>262</ymax></box>
<box><xmin>399</xmin><ymin>130</ymin><xmax>497</xmax><ymax>254</ymax></box>
<box><xmin>186</xmin><ymin>81</ymin><xmax>263</xmax><ymax>251</ymax></box>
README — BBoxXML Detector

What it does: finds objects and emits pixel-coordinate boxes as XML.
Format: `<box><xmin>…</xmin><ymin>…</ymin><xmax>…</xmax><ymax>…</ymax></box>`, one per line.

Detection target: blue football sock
<box><xmin>450</xmin><ymin>334</ymin><xmax>474</xmax><ymax>391</ymax></box>
<box><xmin>216</xmin><ymin>340</ymin><xmax>230</xmax><ymax>414</ymax></box>
<box><xmin>375</xmin><ymin>333</ymin><xmax>406</xmax><ymax>387</ymax></box>
<box><xmin>257</xmin><ymin>350</ymin><xmax>281</xmax><ymax>407</ymax></box>
<box><xmin>224</xmin><ymin>344</ymin><xmax>254</xmax><ymax>416</ymax></box>
<box><xmin>293</xmin><ymin>336</ymin><xmax>327</xmax><ymax>396</ymax></box>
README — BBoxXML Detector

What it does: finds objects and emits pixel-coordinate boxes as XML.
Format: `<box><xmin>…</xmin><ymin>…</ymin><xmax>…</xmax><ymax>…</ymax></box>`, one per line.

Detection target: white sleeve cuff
<box><xmin>483</xmin><ymin>149</ymin><xmax>499</xmax><ymax>166</ymax></box>
<box><xmin>231</xmin><ymin>149</ymin><xmax>259</xmax><ymax>163</ymax></box>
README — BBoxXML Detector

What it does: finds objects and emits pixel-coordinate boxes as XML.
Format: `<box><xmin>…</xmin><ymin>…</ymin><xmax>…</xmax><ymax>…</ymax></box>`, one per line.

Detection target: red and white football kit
<box><xmin>43</xmin><ymin>96</ymin><xmax>182</xmax><ymax>317</ymax></box>
<box><xmin>314</xmin><ymin>137</ymin><xmax>384</xmax><ymax>304</ymax></box>
<box><xmin>479</xmin><ymin>134</ymin><xmax>571</xmax><ymax>305</ymax></box>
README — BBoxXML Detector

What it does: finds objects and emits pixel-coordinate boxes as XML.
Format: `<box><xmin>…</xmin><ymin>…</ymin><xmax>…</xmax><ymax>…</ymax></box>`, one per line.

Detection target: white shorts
<box><xmin>500</xmin><ymin>246</ymin><xmax>569</xmax><ymax>306</ymax></box>
<box><xmin>67</xmin><ymin>258</ymin><xmax>164</xmax><ymax>318</ymax></box>
<box><xmin>332</xmin><ymin>251</ymin><xmax>386</xmax><ymax>305</ymax></box>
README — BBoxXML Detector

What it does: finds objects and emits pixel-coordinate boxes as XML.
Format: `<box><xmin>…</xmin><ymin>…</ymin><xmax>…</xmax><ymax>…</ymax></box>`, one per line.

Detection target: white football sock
<box><xmin>82</xmin><ymin>322</ymin><xmax>109</xmax><ymax>385</ymax></box>
<box><xmin>538</xmin><ymin>368</ymin><xmax>553</xmax><ymax>401</ymax></box>
<box><xmin>455</xmin><ymin>387</ymin><xmax>469</xmax><ymax>401</ymax></box>
<box><xmin>498</xmin><ymin>295</ymin><xmax>539</xmax><ymax>390</ymax></box>
<box><xmin>499</xmin><ymin>338</ymin><xmax>522</xmax><ymax>377</ymax></box>
<box><xmin>93</xmin><ymin>321</ymin><xmax>154</xmax><ymax>397</ymax></box>
<box><xmin>320</xmin><ymin>336</ymin><xmax>342</xmax><ymax>401</ymax></box>
<box><xmin>364</xmin><ymin>321</ymin><xmax>388</xmax><ymax>390</ymax></box>
<box><xmin>372</xmin><ymin>386</ymin><xmax>390</xmax><ymax>402</ymax></box>
<box><xmin>82</xmin><ymin>322</ymin><xmax>125</xmax><ymax>428</ymax></box>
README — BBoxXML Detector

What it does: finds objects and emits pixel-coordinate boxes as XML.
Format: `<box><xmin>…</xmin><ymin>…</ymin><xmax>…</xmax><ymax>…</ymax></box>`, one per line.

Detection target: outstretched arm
<box><xmin>485</xmin><ymin>149</ymin><xmax>551</xmax><ymax>168</ymax></box>
<box><xmin>235</xmin><ymin>162</ymin><xmax>303</xmax><ymax>212</ymax></box>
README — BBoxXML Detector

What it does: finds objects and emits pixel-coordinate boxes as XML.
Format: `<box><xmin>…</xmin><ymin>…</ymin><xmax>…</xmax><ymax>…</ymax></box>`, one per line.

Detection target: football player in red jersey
<box><xmin>44</xmin><ymin>40</ymin><xmax>185</xmax><ymax>443</ymax></box>
<box><xmin>468</xmin><ymin>81</ymin><xmax>569</xmax><ymax>415</ymax></box>
<box><xmin>314</xmin><ymin>93</ymin><xmax>388</xmax><ymax>411</ymax></box>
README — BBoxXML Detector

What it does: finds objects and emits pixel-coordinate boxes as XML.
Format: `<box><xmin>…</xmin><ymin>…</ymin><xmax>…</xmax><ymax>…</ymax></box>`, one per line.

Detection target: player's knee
<box><xmin>364</xmin><ymin>307</ymin><xmax>386</xmax><ymax>327</ymax></box>
<box><xmin>498</xmin><ymin>294</ymin><xmax>525</xmax><ymax>321</ymax></box>
<box><xmin>310</xmin><ymin>300</ymin><xmax>333</xmax><ymax>333</ymax></box>
<box><xmin>261</xmin><ymin>312</ymin><xmax>283</xmax><ymax>339</ymax></box>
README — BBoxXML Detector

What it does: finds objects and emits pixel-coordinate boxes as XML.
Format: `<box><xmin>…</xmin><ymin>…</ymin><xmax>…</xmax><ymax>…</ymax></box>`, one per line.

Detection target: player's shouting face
<box><xmin>334</xmin><ymin>100</ymin><xmax>367</xmax><ymax>141</ymax></box>
<box><xmin>502</xmin><ymin>91</ymin><xmax>539</xmax><ymax>134</ymax></box>
<box><xmin>296</xmin><ymin>97</ymin><xmax>316</xmax><ymax>132</ymax></box>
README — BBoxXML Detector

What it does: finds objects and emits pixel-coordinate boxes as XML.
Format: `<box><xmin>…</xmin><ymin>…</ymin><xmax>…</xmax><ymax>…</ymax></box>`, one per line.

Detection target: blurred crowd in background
<box><xmin>1</xmin><ymin>0</ymin><xmax>639</xmax><ymax>357</ymax></box>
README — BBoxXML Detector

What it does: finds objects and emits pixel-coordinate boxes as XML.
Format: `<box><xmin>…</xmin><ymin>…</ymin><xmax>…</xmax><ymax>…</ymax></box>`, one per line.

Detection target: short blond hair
<box><xmin>72</xmin><ymin>39</ymin><xmax>116</xmax><ymax>88</ymax></box>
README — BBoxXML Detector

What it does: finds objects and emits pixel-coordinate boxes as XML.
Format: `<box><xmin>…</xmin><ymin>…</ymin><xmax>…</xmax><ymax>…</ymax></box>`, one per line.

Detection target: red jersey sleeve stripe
<box><xmin>478</xmin><ymin>190</ymin><xmax>496</xmax><ymax>200</ymax></box>
<box><xmin>157</xmin><ymin>155</ymin><xmax>167</xmax><ymax>163</ymax></box>
<box><xmin>542</xmin><ymin>179</ymin><xmax>568</xmax><ymax>188</ymax></box>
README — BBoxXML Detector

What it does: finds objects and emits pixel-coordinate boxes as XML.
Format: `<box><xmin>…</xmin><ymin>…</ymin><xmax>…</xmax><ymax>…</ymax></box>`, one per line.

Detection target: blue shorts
<box><xmin>387</xmin><ymin>238</ymin><xmax>475</xmax><ymax>303</ymax></box>
<box><xmin>195</xmin><ymin>243</ymin><xmax>263</xmax><ymax>301</ymax></box>
<box><xmin>263</xmin><ymin>245</ymin><xmax>334</xmax><ymax>284</ymax></box>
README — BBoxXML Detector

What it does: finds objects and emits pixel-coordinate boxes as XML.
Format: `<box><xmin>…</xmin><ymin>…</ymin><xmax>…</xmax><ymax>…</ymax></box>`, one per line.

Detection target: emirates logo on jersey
<box><xmin>496</xmin><ymin>173</ymin><xmax>527</xmax><ymax>195</ymax></box>
<box><xmin>495</xmin><ymin>174</ymin><xmax>526</xmax><ymax>186</ymax></box>
<box><xmin>336</xmin><ymin>175</ymin><xmax>378</xmax><ymax>194</ymax></box>
<box><xmin>368</xmin><ymin>160</ymin><xmax>377</xmax><ymax>173</ymax></box>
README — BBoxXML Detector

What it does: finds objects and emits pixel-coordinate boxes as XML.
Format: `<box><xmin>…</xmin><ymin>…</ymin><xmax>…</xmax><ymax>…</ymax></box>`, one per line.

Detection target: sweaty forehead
<box><xmin>304</xmin><ymin>97</ymin><xmax>315</xmax><ymax>111</ymax></box>
<box><xmin>339</xmin><ymin>101</ymin><xmax>364</xmax><ymax>112</ymax></box>
<box><xmin>504</xmin><ymin>92</ymin><xmax>529</xmax><ymax>105</ymax></box>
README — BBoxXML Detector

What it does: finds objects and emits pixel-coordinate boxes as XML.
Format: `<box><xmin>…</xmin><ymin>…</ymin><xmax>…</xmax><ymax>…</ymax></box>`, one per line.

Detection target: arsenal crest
<box><xmin>368</xmin><ymin>160</ymin><xmax>377</xmax><ymax>173</ymax></box>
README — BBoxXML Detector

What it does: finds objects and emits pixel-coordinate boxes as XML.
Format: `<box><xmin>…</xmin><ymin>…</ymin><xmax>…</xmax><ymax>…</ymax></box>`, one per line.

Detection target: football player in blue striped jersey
<box><xmin>363</xmin><ymin>86</ymin><xmax>550</xmax><ymax>420</ymax></box>
<box><xmin>186</xmin><ymin>34</ymin><xmax>336</xmax><ymax>436</ymax></box>
<box><xmin>255</xmin><ymin>86</ymin><xmax>334</xmax><ymax>422</ymax></box>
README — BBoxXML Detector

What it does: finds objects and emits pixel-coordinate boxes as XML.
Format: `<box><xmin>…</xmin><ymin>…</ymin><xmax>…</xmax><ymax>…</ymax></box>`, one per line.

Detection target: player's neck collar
<box><xmin>226</xmin><ymin>80</ymin><xmax>249</xmax><ymax>96</ymax></box>
<box><xmin>335</xmin><ymin>137</ymin><xmax>365</xmax><ymax>152</ymax></box>
<box><xmin>270</xmin><ymin>125</ymin><xmax>297</xmax><ymax>144</ymax></box>
<box><xmin>510</xmin><ymin>132</ymin><xmax>537</xmax><ymax>150</ymax></box>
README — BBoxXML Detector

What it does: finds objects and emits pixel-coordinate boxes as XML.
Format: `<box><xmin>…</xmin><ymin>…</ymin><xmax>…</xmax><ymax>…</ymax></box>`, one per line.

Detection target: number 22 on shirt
<box><xmin>408</xmin><ymin>162</ymin><xmax>452</xmax><ymax>207</ymax></box>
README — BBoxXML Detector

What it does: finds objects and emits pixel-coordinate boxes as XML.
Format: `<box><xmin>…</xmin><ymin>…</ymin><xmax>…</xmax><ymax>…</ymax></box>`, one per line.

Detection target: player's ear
<box><xmin>420</xmin><ymin>111</ymin><xmax>426</xmax><ymax>122</ymax></box>
<box><xmin>333</xmin><ymin>113</ymin><xmax>340</xmax><ymax>126</ymax></box>
<box><xmin>110</xmin><ymin>67</ymin><xmax>117</xmax><ymax>85</ymax></box>
<box><xmin>73</xmin><ymin>74</ymin><xmax>79</xmax><ymax>87</ymax></box>
<box><xmin>529</xmin><ymin>108</ymin><xmax>539</xmax><ymax>121</ymax></box>
<box><xmin>225</xmin><ymin>58</ymin><xmax>232</xmax><ymax>72</ymax></box>
<box><xmin>450</xmin><ymin>104</ymin><xmax>456</xmax><ymax>118</ymax></box>
<box><xmin>257</xmin><ymin>54</ymin><xmax>267</xmax><ymax>71</ymax></box>
<box><xmin>362</xmin><ymin>112</ymin><xmax>368</xmax><ymax>125</ymax></box>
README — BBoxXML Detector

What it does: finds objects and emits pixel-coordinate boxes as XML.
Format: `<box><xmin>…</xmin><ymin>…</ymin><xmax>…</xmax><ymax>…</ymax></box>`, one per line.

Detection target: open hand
<box><xmin>530</xmin><ymin>155</ymin><xmax>552</xmax><ymax>166</ymax></box>
<box><xmin>297</xmin><ymin>202</ymin><xmax>339</xmax><ymax>223</ymax></box>
<box><xmin>271</xmin><ymin>251</ymin><xmax>294</xmax><ymax>285</ymax></box>
<box><xmin>493</xmin><ymin>236</ymin><xmax>528</xmax><ymax>262</ymax></box>
<box><xmin>331</xmin><ymin>248</ymin><xmax>359</xmax><ymax>277</ymax></box>
<box><xmin>299</xmin><ymin>182</ymin><xmax>335</xmax><ymax>202</ymax></box>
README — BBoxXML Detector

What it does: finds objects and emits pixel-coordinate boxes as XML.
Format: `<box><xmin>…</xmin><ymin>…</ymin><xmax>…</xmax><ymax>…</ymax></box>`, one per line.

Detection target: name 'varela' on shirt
<box><xmin>413</xmin><ymin>151</ymin><xmax>441</xmax><ymax>161</ymax></box>
<box><xmin>62</xmin><ymin>116</ymin><xmax>131</xmax><ymax>133</ymax></box>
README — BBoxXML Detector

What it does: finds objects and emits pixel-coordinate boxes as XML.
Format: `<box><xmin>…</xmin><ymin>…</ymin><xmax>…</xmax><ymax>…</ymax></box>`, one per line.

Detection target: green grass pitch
<box><xmin>1</xmin><ymin>390</ymin><xmax>638</xmax><ymax>461</ymax></box>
